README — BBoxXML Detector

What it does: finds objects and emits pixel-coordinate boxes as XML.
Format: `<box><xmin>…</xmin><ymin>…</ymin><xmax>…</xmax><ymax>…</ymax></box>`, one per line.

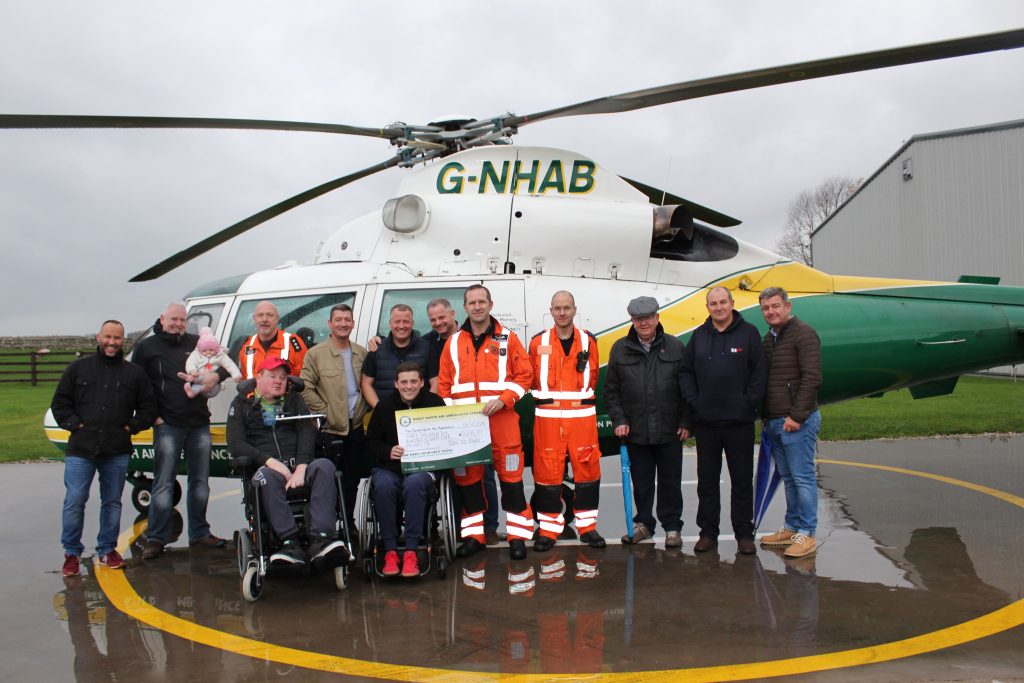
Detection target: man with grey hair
<box><xmin>680</xmin><ymin>286</ymin><xmax>765</xmax><ymax>555</ymax></box>
<box><xmin>604</xmin><ymin>296</ymin><xmax>688</xmax><ymax>548</ymax></box>
<box><xmin>757</xmin><ymin>286</ymin><xmax>822</xmax><ymax>559</ymax></box>
<box><xmin>132</xmin><ymin>302</ymin><xmax>230</xmax><ymax>560</ymax></box>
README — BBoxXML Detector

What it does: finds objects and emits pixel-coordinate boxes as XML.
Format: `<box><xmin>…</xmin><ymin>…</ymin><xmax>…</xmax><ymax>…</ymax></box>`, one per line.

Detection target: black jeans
<box><xmin>694</xmin><ymin>422</ymin><xmax>755</xmax><ymax>540</ymax></box>
<box><xmin>627</xmin><ymin>441</ymin><xmax>683</xmax><ymax>533</ymax></box>
<box><xmin>325</xmin><ymin>422</ymin><xmax>365</xmax><ymax>536</ymax></box>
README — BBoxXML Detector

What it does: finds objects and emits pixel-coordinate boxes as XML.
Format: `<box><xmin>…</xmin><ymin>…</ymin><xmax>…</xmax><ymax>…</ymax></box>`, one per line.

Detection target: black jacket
<box><xmin>763</xmin><ymin>316</ymin><xmax>822</xmax><ymax>422</ymax></box>
<box><xmin>604</xmin><ymin>324</ymin><xmax>686</xmax><ymax>445</ymax></box>
<box><xmin>131</xmin><ymin>319</ymin><xmax>229</xmax><ymax>427</ymax></box>
<box><xmin>365</xmin><ymin>387</ymin><xmax>445</xmax><ymax>475</ymax></box>
<box><xmin>680</xmin><ymin>310</ymin><xmax>766</xmax><ymax>427</ymax></box>
<box><xmin>51</xmin><ymin>348</ymin><xmax>158</xmax><ymax>459</ymax></box>
<box><xmin>226</xmin><ymin>381</ymin><xmax>314</xmax><ymax>470</ymax></box>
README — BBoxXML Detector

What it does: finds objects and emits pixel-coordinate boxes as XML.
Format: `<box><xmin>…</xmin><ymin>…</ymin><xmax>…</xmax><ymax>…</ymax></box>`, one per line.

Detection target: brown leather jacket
<box><xmin>762</xmin><ymin>316</ymin><xmax>821</xmax><ymax>423</ymax></box>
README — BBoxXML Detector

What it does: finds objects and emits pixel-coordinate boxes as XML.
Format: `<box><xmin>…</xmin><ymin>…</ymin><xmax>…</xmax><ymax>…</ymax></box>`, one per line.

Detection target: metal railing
<box><xmin>0</xmin><ymin>350</ymin><xmax>88</xmax><ymax>385</ymax></box>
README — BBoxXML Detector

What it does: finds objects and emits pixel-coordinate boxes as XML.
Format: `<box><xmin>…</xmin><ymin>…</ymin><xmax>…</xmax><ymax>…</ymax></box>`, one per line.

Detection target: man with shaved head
<box><xmin>238</xmin><ymin>300</ymin><xmax>309</xmax><ymax>379</ymax></box>
<box><xmin>679</xmin><ymin>286</ymin><xmax>765</xmax><ymax>555</ymax></box>
<box><xmin>132</xmin><ymin>302</ymin><xmax>231</xmax><ymax>560</ymax></box>
<box><xmin>528</xmin><ymin>290</ymin><xmax>606</xmax><ymax>550</ymax></box>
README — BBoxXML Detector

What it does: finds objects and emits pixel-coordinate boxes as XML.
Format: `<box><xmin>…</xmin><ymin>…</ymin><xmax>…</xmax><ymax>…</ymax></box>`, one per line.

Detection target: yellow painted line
<box><xmin>93</xmin><ymin>459</ymin><xmax>1024</xmax><ymax>682</ymax></box>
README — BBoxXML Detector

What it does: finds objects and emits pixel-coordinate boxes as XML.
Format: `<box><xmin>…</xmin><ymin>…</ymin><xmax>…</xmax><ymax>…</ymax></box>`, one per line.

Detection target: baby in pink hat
<box><xmin>178</xmin><ymin>327</ymin><xmax>242</xmax><ymax>398</ymax></box>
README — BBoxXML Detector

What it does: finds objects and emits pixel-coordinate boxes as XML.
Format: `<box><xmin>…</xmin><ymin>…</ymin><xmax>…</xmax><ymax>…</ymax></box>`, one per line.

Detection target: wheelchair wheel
<box><xmin>334</xmin><ymin>565</ymin><xmax>349</xmax><ymax>591</ymax></box>
<box><xmin>436</xmin><ymin>555</ymin><xmax>447</xmax><ymax>580</ymax></box>
<box><xmin>242</xmin><ymin>564</ymin><xmax>263</xmax><ymax>602</ymax></box>
<box><xmin>438</xmin><ymin>475</ymin><xmax>458</xmax><ymax>563</ymax></box>
<box><xmin>234</xmin><ymin>529</ymin><xmax>252</xmax><ymax>578</ymax></box>
<box><xmin>355</xmin><ymin>478</ymin><xmax>374</xmax><ymax>559</ymax></box>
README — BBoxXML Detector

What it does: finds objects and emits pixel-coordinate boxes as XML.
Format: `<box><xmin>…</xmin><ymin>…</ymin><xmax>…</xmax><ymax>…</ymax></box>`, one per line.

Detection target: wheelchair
<box><xmin>230</xmin><ymin>380</ymin><xmax>353</xmax><ymax>602</ymax></box>
<box><xmin>355</xmin><ymin>469</ymin><xmax>457</xmax><ymax>580</ymax></box>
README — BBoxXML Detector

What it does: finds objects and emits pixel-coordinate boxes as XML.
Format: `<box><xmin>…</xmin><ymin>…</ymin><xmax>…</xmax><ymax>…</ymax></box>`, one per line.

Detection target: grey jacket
<box><xmin>604</xmin><ymin>324</ymin><xmax>686</xmax><ymax>445</ymax></box>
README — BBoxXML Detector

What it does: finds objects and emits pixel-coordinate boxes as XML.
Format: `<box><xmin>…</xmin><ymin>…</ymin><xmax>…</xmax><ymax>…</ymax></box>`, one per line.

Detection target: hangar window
<box><xmin>228</xmin><ymin>292</ymin><xmax>356</xmax><ymax>359</ymax></box>
<box><xmin>650</xmin><ymin>223</ymin><xmax>739</xmax><ymax>262</ymax></box>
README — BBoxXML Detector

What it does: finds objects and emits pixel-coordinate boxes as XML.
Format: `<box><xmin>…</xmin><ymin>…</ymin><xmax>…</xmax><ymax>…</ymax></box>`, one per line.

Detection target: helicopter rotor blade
<box><xmin>505</xmin><ymin>28</ymin><xmax>1024</xmax><ymax>127</ymax></box>
<box><xmin>129</xmin><ymin>155</ymin><xmax>402</xmax><ymax>282</ymax></box>
<box><xmin>621</xmin><ymin>177</ymin><xmax>741</xmax><ymax>227</ymax></box>
<box><xmin>0</xmin><ymin>114</ymin><xmax>399</xmax><ymax>140</ymax></box>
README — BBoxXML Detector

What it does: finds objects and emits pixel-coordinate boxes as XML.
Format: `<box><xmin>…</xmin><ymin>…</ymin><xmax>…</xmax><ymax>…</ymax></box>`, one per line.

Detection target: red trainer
<box><xmin>97</xmin><ymin>550</ymin><xmax>125</xmax><ymax>570</ymax></box>
<box><xmin>62</xmin><ymin>554</ymin><xmax>80</xmax><ymax>577</ymax></box>
<box><xmin>401</xmin><ymin>551</ymin><xmax>420</xmax><ymax>578</ymax></box>
<box><xmin>381</xmin><ymin>550</ymin><xmax>400</xmax><ymax>576</ymax></box>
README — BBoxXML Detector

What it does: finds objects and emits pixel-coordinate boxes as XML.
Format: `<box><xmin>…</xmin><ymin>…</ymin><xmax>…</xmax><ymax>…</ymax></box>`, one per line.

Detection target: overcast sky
<box><xmin>2</xmin><ymin>1</ymin><xmax>1023</xmax><ymax>335</ymax></box>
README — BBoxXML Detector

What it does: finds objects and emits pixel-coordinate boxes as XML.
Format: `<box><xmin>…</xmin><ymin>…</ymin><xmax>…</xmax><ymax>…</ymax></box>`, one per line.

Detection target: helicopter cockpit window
<box><xmin>228</xmin><ymin>292</ymin><xmax>356</xmax><ymax>360</ymax></box>
<box><xmin>186</xmin><ymin>304</ymin><xmax>225</xmax><ymax>336</ymax></box>
<box><xmin>376</xmin><ymin>288</ymin><xmax>467</xmax><ymax>338</ymax></box>
<box><xmin>650</xmin><ymin>223</ymin><xmax>740</xmax><ymax>262</ymax></box>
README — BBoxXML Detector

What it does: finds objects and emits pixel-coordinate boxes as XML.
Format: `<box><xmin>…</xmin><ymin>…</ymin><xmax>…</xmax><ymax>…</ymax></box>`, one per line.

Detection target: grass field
<box><xmin>2</xmin><ymin>374</ymin><xmax>1021</xmax><ymax>463</ymax></box>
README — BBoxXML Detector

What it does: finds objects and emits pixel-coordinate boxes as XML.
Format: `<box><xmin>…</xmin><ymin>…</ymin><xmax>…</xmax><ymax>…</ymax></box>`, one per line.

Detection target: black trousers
<box><xmin>628</xmin><ymin>441</ymin><xmax>683</xmax><ymax>533</ymax></box>
<box><xmin>327</xmin><ymin>422</ymin><xmax>365</xmax><ymax>535</ymax></box>
<box><xmin>694</xmin><ymin>422</ymin><xmax>755</xmax><ymax>540</ymax></box>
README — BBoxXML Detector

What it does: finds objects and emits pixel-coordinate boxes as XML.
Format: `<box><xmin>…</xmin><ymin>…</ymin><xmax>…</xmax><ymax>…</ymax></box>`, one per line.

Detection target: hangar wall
<box><xmin>811</xmin><ymin>120</ymin><xmax>1024</xmax><ymax>287</ymax></box>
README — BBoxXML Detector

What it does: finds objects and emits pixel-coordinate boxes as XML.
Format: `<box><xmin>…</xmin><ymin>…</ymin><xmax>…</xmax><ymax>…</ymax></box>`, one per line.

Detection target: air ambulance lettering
<box><xmin>435</xmin><ymin>159</ymin><xmax>596</xmax><ymax>195</ymax></box>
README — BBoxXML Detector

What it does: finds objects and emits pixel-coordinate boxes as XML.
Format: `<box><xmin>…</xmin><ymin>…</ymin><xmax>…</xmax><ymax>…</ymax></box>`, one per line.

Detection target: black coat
<box><xmin>131</xmin><ymin>319</ymin><xmax>228</xmax><ymax>427</ymax></box>
<box><xmin>226</xmin><ymin>383</ymin><xmax>314</xmax><ymax>470</ymax></box>
<box><xmin>51</xmin><ymin>348</ymin><xmax>158</xmax><ymax>459</ymax></box>
<box><xmin>680</xmin><ymin>310</ymin><xmax>766</xmax><ymax>427</ymax></box>
<box><xmin>365</xmin><ymin>387</ymin><xmax>445</xmax><ymax>475</ymax></box>
<box><xmin>604</xmin><ymin>324</ymin><xmax>686</xmax><ymax>445</ymax></box>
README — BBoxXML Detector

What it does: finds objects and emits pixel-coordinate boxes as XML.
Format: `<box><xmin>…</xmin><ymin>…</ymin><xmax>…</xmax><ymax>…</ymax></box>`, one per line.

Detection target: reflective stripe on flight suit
<box><xmin>240</xmin><ymin>329</ymin><xmax>307</xmax><ymax>379</ymax></box>
<box><xmin>529</xmin><ymin>326</ymin><xmax>602</xmax><ymax>539</ymax></box>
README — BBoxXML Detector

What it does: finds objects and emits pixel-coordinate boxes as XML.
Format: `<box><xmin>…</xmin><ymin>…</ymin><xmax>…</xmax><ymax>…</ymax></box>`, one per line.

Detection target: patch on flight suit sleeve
<box><xmin>290</xmin><ymin>336</ymin><xmax>304</xmax><ymax>352</ymax></box>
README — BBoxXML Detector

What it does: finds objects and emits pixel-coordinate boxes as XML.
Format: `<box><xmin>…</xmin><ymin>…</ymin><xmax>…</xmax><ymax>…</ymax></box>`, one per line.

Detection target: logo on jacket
<box><xmin>730</xmin><ymin>347</ymin><xmax>744</xmax><ymax>353</ymax></box>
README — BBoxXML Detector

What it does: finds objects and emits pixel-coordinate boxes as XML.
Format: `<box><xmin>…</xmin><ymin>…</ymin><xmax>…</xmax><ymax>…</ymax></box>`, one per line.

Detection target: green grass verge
<box><xmin>1</xmin><ymin>383</ymin><xmax>64</xmax><ymax>462</ymax></box>
<box><xmin>1</xmin><ymin>375</ymin><xmax>1021</xmax><ymax>463</ymax></box>
<box><xmin>819</xmin><ymin>375</ymin><xmax>1023</xmax><ymax>441</ymax></box>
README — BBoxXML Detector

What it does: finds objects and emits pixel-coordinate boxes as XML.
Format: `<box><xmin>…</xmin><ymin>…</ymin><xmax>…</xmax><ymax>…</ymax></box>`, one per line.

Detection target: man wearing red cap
<box><xmin>227</xmin><ymin>356</ymin><xmax>349</xmax><ymax>571</ymax></box>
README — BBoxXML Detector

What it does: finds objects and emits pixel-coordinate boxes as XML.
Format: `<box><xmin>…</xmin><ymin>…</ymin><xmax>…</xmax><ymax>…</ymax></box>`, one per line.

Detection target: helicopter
<box><xmin>17</xmin><ymin>27</ymin><xmax>1024</xmax><ymax>511</ymax></box>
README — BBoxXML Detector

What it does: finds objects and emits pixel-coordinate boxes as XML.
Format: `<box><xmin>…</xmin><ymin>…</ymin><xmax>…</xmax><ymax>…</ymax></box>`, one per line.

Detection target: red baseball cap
<box><xmin>256</xmin><ymin>356</ymin><xmax>288</xmax><ymax>374</ymax></box>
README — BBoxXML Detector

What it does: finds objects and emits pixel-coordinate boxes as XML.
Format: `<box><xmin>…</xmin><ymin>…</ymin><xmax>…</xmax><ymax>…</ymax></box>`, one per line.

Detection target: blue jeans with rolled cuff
<box><xmin>766</xmin><ymin>410</ymin><xmax>821</xmax><ymax>536</ymax></box>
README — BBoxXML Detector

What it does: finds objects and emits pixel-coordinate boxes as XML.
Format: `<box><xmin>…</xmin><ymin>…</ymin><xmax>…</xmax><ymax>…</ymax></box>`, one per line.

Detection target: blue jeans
<box><xmin>371</xmin><ymin>468</ymin><xmax>435</xmax><ymax>552</ymax></box>
<box><xmin>148</xmin><ymin>423</ymin><xmax>212</xmax><ymax>544</ymax></box>
<box><xmin>62</xmin><ymin>454</ymin><xmax>130</xmax><ymax>557</ymax></box>
<box><xmin>766</xmin><ymin>411</ymin><xmax>821</xmax><ymax>536</ymax></box>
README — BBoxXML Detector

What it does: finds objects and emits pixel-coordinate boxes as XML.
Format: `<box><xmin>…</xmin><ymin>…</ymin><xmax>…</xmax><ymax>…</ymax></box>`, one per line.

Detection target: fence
<box><xmin>0</xmin><ymin>350</ymin><xmax>89</xmax><ymax>385</ymax></box>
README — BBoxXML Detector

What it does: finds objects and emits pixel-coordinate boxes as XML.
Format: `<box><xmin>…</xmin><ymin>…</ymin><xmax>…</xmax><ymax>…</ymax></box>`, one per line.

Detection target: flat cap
<box><xmin>626</xmin><ymin>296</ymin><xmax>659</xmax><ymax>317</ymax></box>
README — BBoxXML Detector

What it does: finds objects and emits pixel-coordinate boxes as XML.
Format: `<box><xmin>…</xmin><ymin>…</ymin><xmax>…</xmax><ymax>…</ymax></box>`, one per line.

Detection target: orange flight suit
<box><xmin>238</xmin><ymin>328</ymin><xmax>308</xmax><ymax>379</ymax></box>
<box><xmin>438</xmin><ymin>318</ymin><xmax>534</xmax><ymax>544</ymax></box>
<box><xmin>529</xmin><ymin>326</ymin><xmax>601</xmax><ymax>540</ymax></box>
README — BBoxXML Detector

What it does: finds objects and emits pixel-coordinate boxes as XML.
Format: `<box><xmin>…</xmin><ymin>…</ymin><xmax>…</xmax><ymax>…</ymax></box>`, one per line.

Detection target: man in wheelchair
<box><xmin>227</xmin><ymin>356</ymin><xmax>349</xmax><ymax>572</ymax></box>
<box><xmin>365</xmin><ymin>361</ymin><xmax>445</xmax><ymax>577</ymax></box>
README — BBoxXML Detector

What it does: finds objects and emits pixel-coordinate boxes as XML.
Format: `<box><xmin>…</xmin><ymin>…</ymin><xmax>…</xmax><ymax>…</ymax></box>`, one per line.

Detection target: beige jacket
<box><xmin>300</xmin><ymin>339</ymin><xmax>368</xmax><ymax>435</ymax></box>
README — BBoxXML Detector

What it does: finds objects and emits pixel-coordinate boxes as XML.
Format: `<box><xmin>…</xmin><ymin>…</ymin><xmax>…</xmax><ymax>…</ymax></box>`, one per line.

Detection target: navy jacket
<box><xmin>680</xmin><ymin>310</ymin><xmax>766</xmax><ymax>427</ymax></box>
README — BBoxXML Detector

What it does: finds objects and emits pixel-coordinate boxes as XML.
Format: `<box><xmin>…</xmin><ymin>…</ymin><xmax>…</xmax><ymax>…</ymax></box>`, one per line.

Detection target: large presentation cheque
<box><xmin>396</xmin><ymin>403</ymin><xmax>493</xmax><ymax>474</ymax></box>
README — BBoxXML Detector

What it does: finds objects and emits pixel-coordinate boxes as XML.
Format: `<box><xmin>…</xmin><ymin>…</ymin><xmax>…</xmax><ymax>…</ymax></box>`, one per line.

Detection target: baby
<box><xmin>178</xmin><ymin>328</ymin><xmax>242</xmax><ymax>398</ymax></box>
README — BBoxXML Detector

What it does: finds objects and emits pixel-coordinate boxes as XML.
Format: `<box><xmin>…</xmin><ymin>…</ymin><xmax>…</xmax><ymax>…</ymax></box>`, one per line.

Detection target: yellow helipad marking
<box><xmin>94</xmin><ymin>459</ymin><xmax>1024</xmax><ymax>682</ymax></box>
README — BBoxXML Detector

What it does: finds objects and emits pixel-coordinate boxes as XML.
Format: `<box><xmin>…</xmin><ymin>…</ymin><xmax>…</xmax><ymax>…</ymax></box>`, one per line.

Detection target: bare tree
<box><xmin>775</xmin><ymin>175</ymin><xmax>861</xmax><ymax>265</ymax></box>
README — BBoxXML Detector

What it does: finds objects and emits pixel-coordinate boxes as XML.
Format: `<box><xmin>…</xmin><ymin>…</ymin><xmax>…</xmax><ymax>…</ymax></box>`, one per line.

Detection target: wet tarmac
<box><xmin>5</xmin><ymin>435</ymin><xmax>1024</xmax><ymax>682</ymax></box>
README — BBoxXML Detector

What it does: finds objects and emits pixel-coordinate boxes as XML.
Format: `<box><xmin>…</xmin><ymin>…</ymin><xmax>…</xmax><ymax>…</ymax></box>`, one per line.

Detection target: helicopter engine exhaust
<box><xmin>653</xmin><ymin>204</ymin><xmax>694</xmax><ymax>243</ymax></box>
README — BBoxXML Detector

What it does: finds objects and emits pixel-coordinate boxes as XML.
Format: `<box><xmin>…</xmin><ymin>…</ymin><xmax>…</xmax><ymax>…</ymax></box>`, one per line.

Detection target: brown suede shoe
<box><xmin>760</xmin><ymin>528</ymin><xmax>796</xmax><ymax>547</ymax></box>
<box><xmin>737</xmin><ymin>538</ymin><xmax>757</xmax><ymax>555</ymax></box>
<box><xmin>694</xmin><ymin>536</ymin><xmax>717</xmax><ymax>552</ymax></box>
<box><xmin>189</xmin><ymin>534</ymin><xmax>227</xmax><ymax>548</ymax></box>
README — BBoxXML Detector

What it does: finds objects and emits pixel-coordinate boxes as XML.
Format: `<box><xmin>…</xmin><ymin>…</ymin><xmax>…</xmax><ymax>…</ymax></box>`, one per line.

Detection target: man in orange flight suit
<box><xmin>238</xmin><ymin>300</ymin><xmax>308</xmax><ymax>379</ymax></box>
<box><xmin>438</xmin><ymin>284</ymin><xmax>534</xmax><ymax>560</ymax></box>
<box><xmin>529</xmin><ymin>290</ymin><xmax>607</xmax><ymax>551</ymax></box>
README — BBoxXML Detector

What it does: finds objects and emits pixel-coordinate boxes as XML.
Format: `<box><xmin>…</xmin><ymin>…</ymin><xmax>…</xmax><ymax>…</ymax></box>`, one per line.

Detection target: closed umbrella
<box><xmin>753</xmin><ymin>429</ymin><xmax>781</xmax><ymax>530</ymax></box>
<box><xmin>620</xmin><ymin>441</ymin><xmax>634</xmax><ymax>542</ymax></box>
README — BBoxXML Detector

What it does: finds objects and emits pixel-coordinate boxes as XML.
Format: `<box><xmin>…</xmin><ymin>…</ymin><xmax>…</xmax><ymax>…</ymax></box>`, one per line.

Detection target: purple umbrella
<box><xmin>753</xmin><ymin>429</ymin><xmax>781</xmax><ymax>530</ymax></box>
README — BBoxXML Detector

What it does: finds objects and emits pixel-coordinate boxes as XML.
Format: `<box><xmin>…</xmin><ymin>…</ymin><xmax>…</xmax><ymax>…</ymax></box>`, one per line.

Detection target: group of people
<box><xmin>54</xmin><ymin>281</ymin><xmax>822</xmax><ymax>581</ymax></box>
